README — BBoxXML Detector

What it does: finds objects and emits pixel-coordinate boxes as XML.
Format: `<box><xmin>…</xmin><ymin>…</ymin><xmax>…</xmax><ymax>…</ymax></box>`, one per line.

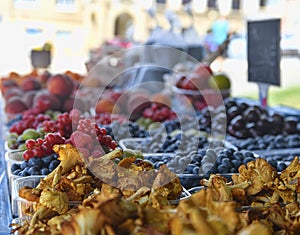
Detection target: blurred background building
<box><xmin>0</xmin><ymin>0</ymin><xmax>299</xmax><ymax>74</ymax></box>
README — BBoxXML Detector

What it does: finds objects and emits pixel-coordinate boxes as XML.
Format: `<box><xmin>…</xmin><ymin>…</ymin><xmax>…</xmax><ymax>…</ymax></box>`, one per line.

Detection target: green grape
<box><xmin>7</xmin><ymin>139</ymin><xmax>17</xmax><ymax>148</ymax></box>
<box><xmin>18</xmin><ymin>143</ymin><xmax>27</xmax><ymax>151</ymax></box>
<box><xmin>20</xmin><ymin>128</ymin><xmax>41</xmax><ymax>141</ymax></box>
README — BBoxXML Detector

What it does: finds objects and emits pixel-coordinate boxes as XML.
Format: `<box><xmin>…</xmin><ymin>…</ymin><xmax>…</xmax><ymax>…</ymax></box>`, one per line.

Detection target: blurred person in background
<box><xmin>204</xmin><ymin>28</ymin><xmax>219</xmax><ymax>56</ymax></box>
<box><xmin>211</xmin><ymin>15</ymin><xmax>230</xmax><ymax>71</ymax></box>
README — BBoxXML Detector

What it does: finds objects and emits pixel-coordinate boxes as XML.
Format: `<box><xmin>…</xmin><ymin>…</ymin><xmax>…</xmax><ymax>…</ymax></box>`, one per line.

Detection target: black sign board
<box><xmin>247</xmin><ymin>18</ymin><xmax>281</xmax><ymax>86</ymax></box>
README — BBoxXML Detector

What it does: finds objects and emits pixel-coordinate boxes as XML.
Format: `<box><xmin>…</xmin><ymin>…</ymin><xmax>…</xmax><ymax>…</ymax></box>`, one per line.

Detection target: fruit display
<box><xmin>1</xmin><ymin>55</ymin><xmax>300</xmax><ymax>235</ymax></box>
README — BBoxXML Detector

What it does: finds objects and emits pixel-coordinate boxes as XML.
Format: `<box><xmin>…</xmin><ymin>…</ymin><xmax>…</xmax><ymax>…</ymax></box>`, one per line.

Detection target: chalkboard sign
<box><xmin>247</xmin><ymin>19</ymin><xmax>281</xmax><ymax>86</ymax></box>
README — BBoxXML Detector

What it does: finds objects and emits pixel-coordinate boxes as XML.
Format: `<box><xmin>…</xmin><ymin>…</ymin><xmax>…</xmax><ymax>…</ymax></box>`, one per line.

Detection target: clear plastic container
<box><xmin>12</xmin><ymin>175</ymin><xmax>45</xmax><ymax>217</ymax></box>
<box><xmin>5</xmin><ymin>151</ymin><xmax>24</xmax><ymax>195</ymax></box>
<box><xmin>13</xmin><ymin>175</ymin><xmax>81</xmax><ymax>218</ymax></box>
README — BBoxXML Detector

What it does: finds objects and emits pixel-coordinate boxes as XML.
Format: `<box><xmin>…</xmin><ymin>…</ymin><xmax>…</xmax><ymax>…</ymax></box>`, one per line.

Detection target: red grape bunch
<box><xmin>23</xmin><ymin>132</ymin><xmax>66</xmax><ymax>160</ymax></box>
<box><xmin>142</xmin><ymin>103</ymin><xmax>177</xmax><ymax>122</ymax></box>
<box><xmin>69</xmin><ymin>118</ymin><xmax>118</xmax><ymax>159</ymax></box>
<box><xmin>40</xmin><ymin>109</ymin><xmax>84</xmax><ymax>138</ymax></box>
<box><xmin>10</xmin><ymin>113</ymin><xmax>51</xmax><ymax>135</ymax></box>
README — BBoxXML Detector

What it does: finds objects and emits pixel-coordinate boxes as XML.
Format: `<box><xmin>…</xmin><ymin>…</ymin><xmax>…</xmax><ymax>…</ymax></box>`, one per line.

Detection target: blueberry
<box><xmin>217</xmin><ymin>164</ymin><xmax>228</xmax><ymax>173</ymax></box>
<box><xmin>28</xmin><ymin>157</ymin><xmax>42</xmax><ymax>167</ymax></box>
<box><xmin>215</xmin><ymin>157</ymin><xmax>223</xmax><ymax>165</ymax></box>
<box><xmin>231</xmin><ymin>159</ymin><xmax>241</xmax><ymax>168</ymax></box>
<box><xmin>42</xmin><ymin>155</ymin><xmax>53</xmax><ymax>166</ymax></box>
<box><xmin>18</xmin><ymin>170</ymin><xmax>29</xmax><ymax>177</ymax></box>
<box><xmin>20</xmin><ymin>161</ymin><xmax>28</xmax><ymax>170</ymax></box>
<box><xmin>277</xmin><ymin>162</ymin><xmax>287</xmax><ymax>172</ymax></box>
<box><xmin>28</xmin><ymin>166</ymin><xmax>40</xmax><ymax>175</ymax></box>
<box><xmin>13</xmin><ymin>169</ymin><xmax>22</xmax><ymax>175</ymax></box>
<box><xmin>11</xmin><ymin>164</ymin><xmax>20</xmax><ymax>172</ymax></box>
<box><xmin>221</xmin><ymin>158</ymin><xmax>231</xmax><ymax>166</ymax></box>
<box><xmin>230</xmin><ymin>167</ymin><xmax>237</xmax><ymax>173</ymax></box>
<box><xmin>243</xmin><ymin>151</ymin><xmax>255</xmax><ymax>159</ymax></box>
<box><xmin>49</xmin><ymin>159</ymin><xmax>60</xmax><ymax>171</ymax></box>
<box><xmin>221</xmin><ymin>149</ymin><xmax>232</xmax><ymax>158</ymax></box>
<box><xmin>186</xmin><ymin>164</ymin><xmax>197</xmax><ymax>174</ymax></box>
<box><xmin>192</xmin><ymin>166</ymin><xmax>200</xmax><ymax>175</ymax></box>
<box><xmin>258</xmin><ymin>143</ymin><xmax>266</xmax><ymax>150</ymax></box>
<box><xmin>193</xmin><ymin>154</ymin><xmax>202</xmax><ymax>162</ymax></box>
<box><xmin>51</xmin><ymin>153</ymin><xmax>59</xmax><ymax>159</ymax></box>
<box><xmin>162</xmin><ymin>155</ymin><xmax>170</xmax><ymax>161</ymax></box>
<box><xmin>247</xmin><ymin>145</ymin><xmax>257</xmax><ymax>151</ymax></box>
<box><xmin>198</xmin><ymin>149</ymin><xmax>206</xmax><ymax>156</ymax></box>
<box><xmin>243</xmin><ymin>157</ymin><xmax>254</xmax><ymax>165</ymax></box>
<box><xmin>233</xmin><ymin>151</ymin><xmax>244</xmax><ymax>160</ymax></box>
<box><xmin>268</xmin><ymin>159</ymin><xmax>278</xmax><ymax>169</ymax></box>
<box><xmin>218</xmin><ymin>153</ymin><xmax>229</xmax><ymax>160</ymax></box>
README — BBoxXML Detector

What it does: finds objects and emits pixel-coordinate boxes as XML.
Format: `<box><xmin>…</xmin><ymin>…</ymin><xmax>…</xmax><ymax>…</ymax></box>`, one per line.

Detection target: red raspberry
<box><xmin>70</xmin><ymin>131</ymin><xmax>93</xmax><ymax>150</ymax></box>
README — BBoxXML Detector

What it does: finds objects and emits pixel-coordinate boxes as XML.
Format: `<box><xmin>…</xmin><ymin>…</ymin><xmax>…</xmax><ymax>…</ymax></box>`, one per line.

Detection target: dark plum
<box><xmin>243</xmin><ymin>107</ymin><xmax>260</xmax><ymax>123</ymax></box>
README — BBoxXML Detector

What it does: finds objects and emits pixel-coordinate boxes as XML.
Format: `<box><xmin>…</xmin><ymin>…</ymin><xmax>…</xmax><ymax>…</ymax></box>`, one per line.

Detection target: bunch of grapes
<box><xmin>10</xmin><ymin>113</ymin><xmax>51</xmax><ymax>135</ymax></box>
<box><xmin>40</xmin><ymin>109</ymin><xmax>83</xmax><ymax>138</ymax></box>
<box><xmin>23</xmin><ymin>132</ymin><xmax>66</xmax><ymax>160</ymax></box>
<box><xmin>142</xmin><ymin>103</ymin><xmax>177</xmax><ymax>122</ymax></box>
<box><xmin>76</xmin><ymin>118</ymin><xmax>118</xmax><ymax>150</ymax></box>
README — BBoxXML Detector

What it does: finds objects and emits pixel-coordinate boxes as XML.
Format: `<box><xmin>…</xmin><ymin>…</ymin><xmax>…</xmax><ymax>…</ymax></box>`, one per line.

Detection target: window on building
<box><xmin>260</xmin><ymin>0</ymin><xmax>267</xmax><ymax>7</ymax></box>
<box><xmin>14</xmin><ymin>0</ymin><xmax>39</xmax><ymax>9</ymax></box>
<box><xmin>26</xmin><ymin>27</ymin><xmax>43</xmax><ymax>35</ymax></box>
<box><xmin>207</xmin><ymin>0</ymin><xmax>217</xmax><ymax>8</ymax></box>
<box><xmin>232</xmin><ymin>0</ymin><xmax>240</xmax><ymax>10</ymax></box>
<box><xmin>56</xmin><ymin>0</ymin><xmax>77</xmax><ymax>12</ymax></box>
<box><xmin>56</xmin><ymin>30</ymin><xmax>72</xmax><ymax>37</ymax></box>
<box><xmin>182</xmin><ymin>0</ymin><xmax>191</xmax><ymax>4</ymax></box>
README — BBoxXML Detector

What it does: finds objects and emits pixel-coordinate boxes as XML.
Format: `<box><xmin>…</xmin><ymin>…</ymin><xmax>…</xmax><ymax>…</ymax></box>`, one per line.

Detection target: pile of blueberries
<box><xmin>10</xmin><ymin>153</ymin><xmax>60</xmax><ymax>177</ymax></box>
<box><xmin>229</xmin><ymin>134</ymin><xmax>300</xmax><ymax>151</ymax></box>
<box><xmin>259</xmin><ymin>154</ymin><xmax>297</xmax><ymax>172</ymax></box>
<box><xmin>105</xmin><ymin>121</ymin><xmax>149</xmax><ymax>140</ymax></box>
<box><xmin>145</xmin><ymin>147</ymin><xmax>288</xmax><ymax>177</ymax></box>
<box><xmin>122</xmin><ymin>132</ymin><xmax>214</xmax><ymax>154</ymax></box>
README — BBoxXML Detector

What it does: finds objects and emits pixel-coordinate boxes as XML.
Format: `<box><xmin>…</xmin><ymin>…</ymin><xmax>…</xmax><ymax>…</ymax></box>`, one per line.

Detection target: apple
<box><xmin>182</xmin><ymin>73</ymin><xmax>209</xmax><ymax>90</ymax></box>
<box><xmin>47</xmin><ymin>74</ymin><xmax>74</xmax><ymax>100</ymax></box>
<box><xmin>193</xmin><ymin>63</ymin><xmax>213</xmax><ymax>80</ymax></box>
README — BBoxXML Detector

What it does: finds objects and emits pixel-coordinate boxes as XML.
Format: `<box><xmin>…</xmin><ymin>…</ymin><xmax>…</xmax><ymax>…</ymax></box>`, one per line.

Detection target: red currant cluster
<box><xmin>23</xmin><ymin>132</ymin><xmax>66</xmax><ymax>160</ymax></box>
<box><xmin>10</xmin><ymin>113</ymin><xmax>51</xmax><ymax>135</ymax></box>
<box><xmin>41</xmin><ymin>109</ymin><xmax>83</xmax><ymax>138</ymax></box>
<box><xmin>142</xmin><ymin>103</ymin><xmax>177</xmax><ymax>122</ymax></box>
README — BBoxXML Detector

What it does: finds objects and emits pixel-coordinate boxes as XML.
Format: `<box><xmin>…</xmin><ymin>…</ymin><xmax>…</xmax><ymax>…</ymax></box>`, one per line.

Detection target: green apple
<box><xmin>208</xmin><ymin>73</ymin><xmax>231</xmax><ymax>90</ymax></box>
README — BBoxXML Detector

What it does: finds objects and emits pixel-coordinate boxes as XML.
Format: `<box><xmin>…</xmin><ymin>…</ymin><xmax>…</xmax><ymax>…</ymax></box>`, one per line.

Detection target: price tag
<box><xmin>247</xmin><ymin>18</ymin><xmax>281</xmax><ymax>107</ymax></box>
